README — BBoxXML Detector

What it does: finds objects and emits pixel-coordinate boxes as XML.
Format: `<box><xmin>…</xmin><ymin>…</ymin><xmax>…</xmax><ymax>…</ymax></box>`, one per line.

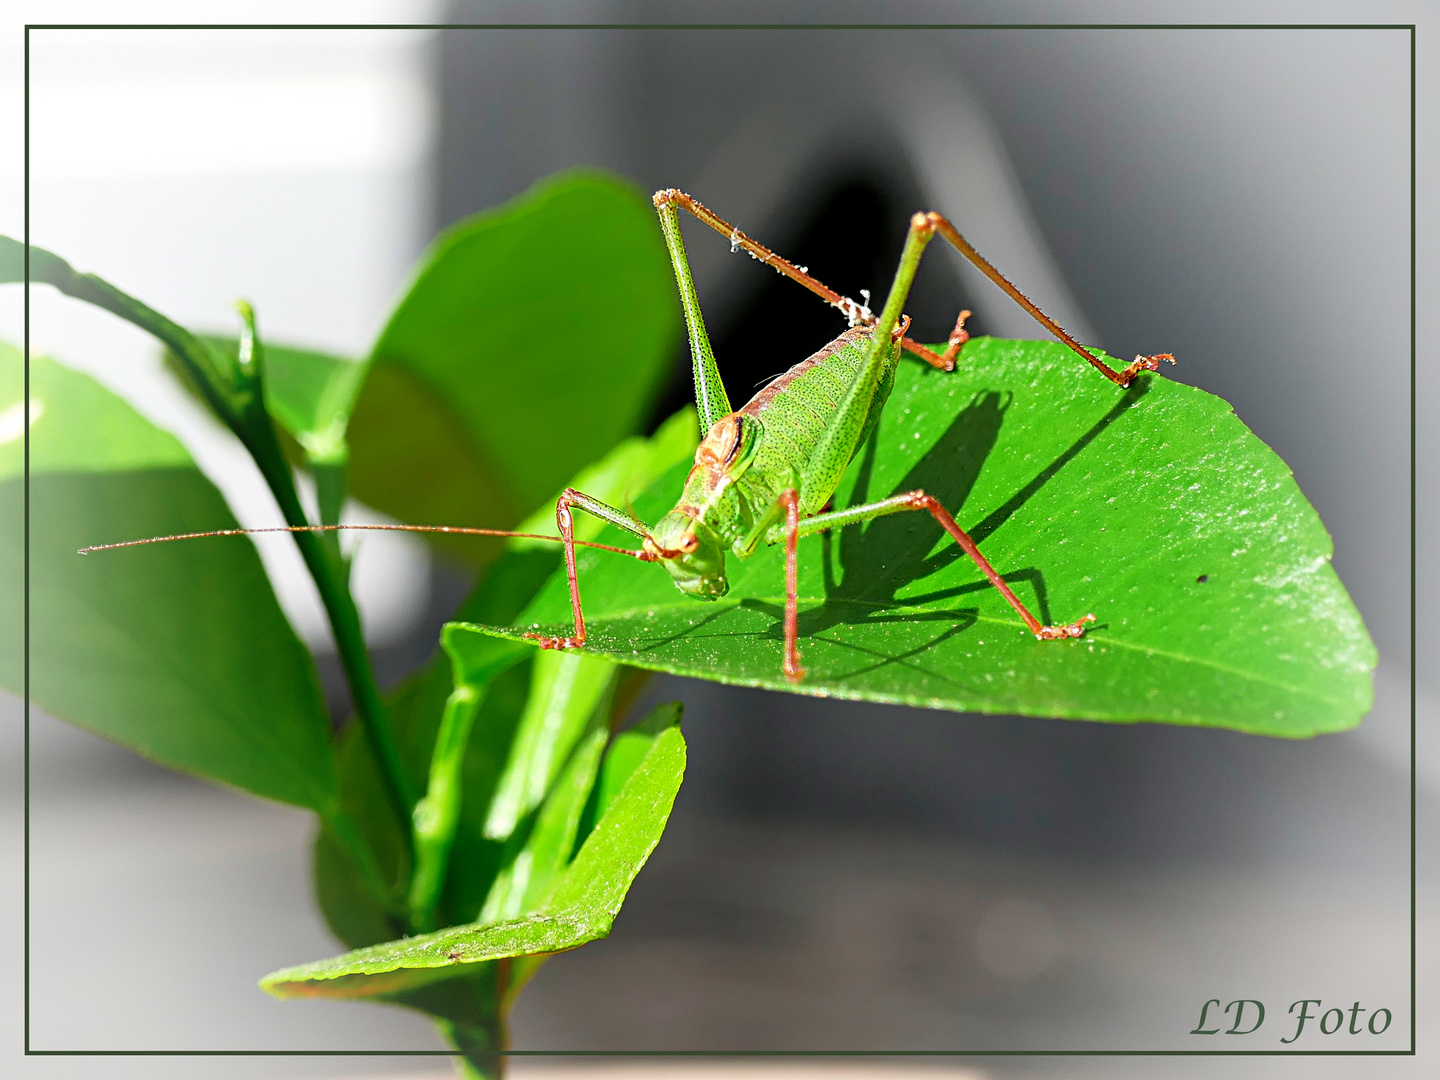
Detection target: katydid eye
<box><xmin>680</xmin><ymin>534</ymin><xmax>699</xmax><ymax>553</ymax></box>
<box><xmin>696</xmin><ymin>415</ymin><xmax>741</xmax><ymax>467</ymax></box>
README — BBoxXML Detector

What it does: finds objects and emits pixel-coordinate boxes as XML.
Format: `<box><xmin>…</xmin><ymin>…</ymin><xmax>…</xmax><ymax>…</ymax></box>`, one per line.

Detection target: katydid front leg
<box><xmin>523</xmin><ymin>488</ymin><xmax>656</xmax><ymax>651</ymax></box>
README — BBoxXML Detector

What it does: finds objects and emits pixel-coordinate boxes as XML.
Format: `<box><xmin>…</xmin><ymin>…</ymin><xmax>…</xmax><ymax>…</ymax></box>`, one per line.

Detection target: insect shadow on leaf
<box><xmin>966</xmin><ymin>375</ymin><xmax>1152</xmax><ymax>548</ymax></box>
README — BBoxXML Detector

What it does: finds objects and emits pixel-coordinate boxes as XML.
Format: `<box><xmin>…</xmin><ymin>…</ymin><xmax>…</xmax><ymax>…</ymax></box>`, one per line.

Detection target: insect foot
<box><xmin>524</xmin><ymin>633</ymin><xmax>584</xmax><ymax>651</ymax></box>
<box><xmin>1034</xmin><ymin>614</ymin><xmax>1097</xmax><ymax>641</ymax></box>
<box><xmin>1118</xmin><ymin>352</ymin><xmax>1177</xmax><ymax>385</ymax></box>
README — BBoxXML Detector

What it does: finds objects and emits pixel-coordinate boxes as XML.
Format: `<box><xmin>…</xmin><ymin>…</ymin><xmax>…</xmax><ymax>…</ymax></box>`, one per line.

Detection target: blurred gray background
<box><xmin>4</xmin><ymin>2</ymin><xmax>1436</xmax><ymax>1079</ymax></box>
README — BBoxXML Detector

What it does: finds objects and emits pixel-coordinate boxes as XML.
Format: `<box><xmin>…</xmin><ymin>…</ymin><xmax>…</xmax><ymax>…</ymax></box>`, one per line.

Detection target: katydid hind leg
<box><xmin>921</xmin><ymin>211</ymin><xmax>1173</xmax><ymax>386</ymax></box>
<box><xmin>654</xmin><ymin>188</ymin><xmax>880</xmax><ymax>346</ymax></box>
<box><xmin>654</xmin><ymin>196</ymin><xmax>733</xmax><ymax>429</ymax></box>
<box><xmin>796</xmin><ymin>212</ymin><xmax>937</xmax><ymax>513</ymax></box>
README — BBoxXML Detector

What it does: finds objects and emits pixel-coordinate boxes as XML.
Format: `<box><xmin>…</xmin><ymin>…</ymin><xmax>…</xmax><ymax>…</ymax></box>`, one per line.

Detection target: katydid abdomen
<box><xmin>736</xmin><ymin>325</ymin><xmax>899</xmax><ymax>521</ymax></box>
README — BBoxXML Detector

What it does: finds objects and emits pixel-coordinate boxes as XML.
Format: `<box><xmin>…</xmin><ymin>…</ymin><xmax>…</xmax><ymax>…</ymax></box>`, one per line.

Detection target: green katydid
<box><xmin>81</xmin><ymin>189</ymin><xmax>1172</xmax><ymax>683</ymax></box>
<box><xmin>513</xmin><ymin>189</ymin><xmax>1173</xmax><ymax>681</ymax></box>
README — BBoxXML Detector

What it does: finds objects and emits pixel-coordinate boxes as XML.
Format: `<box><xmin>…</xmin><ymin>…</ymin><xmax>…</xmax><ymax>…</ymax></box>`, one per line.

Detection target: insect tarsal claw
<box><xmin>523</xmin><ymin>633</ymin><xmax>584</xmax><ymax>651</ymax></box>
<box><xmin>1035</xmin><ymin>613</ymin><xmax>1096</xmax><ymax>641</ymax></box>
<box><xmin>1118</xmin><ymin>352</ymin><xmax>1176</xmax><ymax>385</ymax></box>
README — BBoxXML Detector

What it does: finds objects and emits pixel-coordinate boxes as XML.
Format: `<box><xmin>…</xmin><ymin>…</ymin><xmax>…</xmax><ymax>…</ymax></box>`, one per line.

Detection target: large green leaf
<box><xmin>345</xmin><ymin>171</ymin><xmax>680</xmax><ymax>563</ymax></box>
<box><xmin>0</xmin><ymin>345</ymin><xmax>337</xmax><ymax>808</ymax></box>
<box><xmin>465</xmin><ymin>338</ymin><xmax>1375</xmax><ymax>738</ymax></box>
<box><xmin>263</xmin><ymin>716</ymin><xmax>685</xmax><ymax>998</ymax></box>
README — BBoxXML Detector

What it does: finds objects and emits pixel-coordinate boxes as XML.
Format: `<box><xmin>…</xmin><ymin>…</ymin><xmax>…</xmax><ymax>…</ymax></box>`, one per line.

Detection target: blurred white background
<box><xmin>2</xmin><ymin>2</ymin><xmax>1437</xmax><ymax>1079</ymax></box>
<box><xmin>4</xmin><ymin>6</ymin><xmax>439</xmax><ymax>651</ymax></box>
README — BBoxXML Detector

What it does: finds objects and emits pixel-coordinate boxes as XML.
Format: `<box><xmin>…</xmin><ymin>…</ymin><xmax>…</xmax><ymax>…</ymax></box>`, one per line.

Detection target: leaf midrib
<box><xmin>510</xmin><ymin>592</ymin><xmax>1360</xmax><ymax>710</ymax></box>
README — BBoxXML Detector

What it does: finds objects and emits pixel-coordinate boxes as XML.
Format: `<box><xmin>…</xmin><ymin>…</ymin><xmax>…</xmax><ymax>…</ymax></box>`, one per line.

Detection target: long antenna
<box><xmin>78</xmin><ymin>523</ymin><xmax>656</xmax><ymax>561</ymax></box>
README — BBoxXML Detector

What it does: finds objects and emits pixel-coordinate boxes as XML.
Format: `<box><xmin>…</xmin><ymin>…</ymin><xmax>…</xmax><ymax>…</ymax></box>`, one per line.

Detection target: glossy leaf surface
<box><xmin>468</xmin><ymin>339</ymin><xmax>1375</xmax><ymax>737</ymax></box>
<box><xmin>345</xmin><ymin>171</ymin><xmax>680</xmax><ymax>562</ymax></box>
<box><xmin>0</xmin><ymin>346</ymin><xmax>336</xmax><ymax>807</ymax></box>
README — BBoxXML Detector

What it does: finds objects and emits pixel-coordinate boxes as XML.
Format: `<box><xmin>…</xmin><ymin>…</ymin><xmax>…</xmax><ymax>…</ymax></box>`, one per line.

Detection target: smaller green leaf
<box><xmin>314</xmin><ymin>408</ymin><xmax>699</xmax><ymax>947</ymax></box>
<box><xmin>481</xmin><ymin>699</ymin><xmax>684</xmax><ymax>1006</ymax></box>
<box><xmin>477</xmin><ymin>726</ymin><xmax>607</xmax><ymax>923</ymax></box>
<box><xmin>577</xmin><ymin>700</ymin><xmax>683</xmax><ymax>848</ymax></box>
<box><xmin>262</xmin><ymin>717</ymin><xmax>685</xmax><ymax>999</ymax></box>
<box><xmin>481</xmin><ymin>650</ymin><xmax>617</xmax><ymax>841</ymax></box>
<box><xmin>408</xmin><ymin>628</ymin><xmax>538</xmax><ymax>933</ymax></box>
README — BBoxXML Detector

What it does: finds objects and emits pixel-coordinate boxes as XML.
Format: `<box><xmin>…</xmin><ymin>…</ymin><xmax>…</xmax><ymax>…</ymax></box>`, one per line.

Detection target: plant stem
<box><xmin>451</xmin><ymin>1048</ymin><xmax>503</xmax><ymax>1080</ymax></box>
<box><xmin>436</xmin><ymin>1010</ymin><xmax>507</xmax><ymax>1080</ymax></box>
<box><xmin>240</xmin><ymin>399</ymin><xmax>419</xmax><ymax>852</ymax></box>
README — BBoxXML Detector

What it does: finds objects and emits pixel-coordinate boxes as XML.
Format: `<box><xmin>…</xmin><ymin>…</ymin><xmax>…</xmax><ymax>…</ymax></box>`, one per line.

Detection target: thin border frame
<box><xmin>19</xmin><ymin>16</ymin><xmax>1416</xmax><ymax>1065</ymax></box>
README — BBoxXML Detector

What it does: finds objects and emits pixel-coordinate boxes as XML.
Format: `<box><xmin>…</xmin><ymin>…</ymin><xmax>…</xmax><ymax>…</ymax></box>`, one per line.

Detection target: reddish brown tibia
<box><xmin>780</xmin><ymin>488</ymin><xmax>805</xmax><ymax>682</ymax></box>
<box><xmin>897</xmin><ymin>490</ymin><xmax>1093</xmax><ymax>640</ymax></box>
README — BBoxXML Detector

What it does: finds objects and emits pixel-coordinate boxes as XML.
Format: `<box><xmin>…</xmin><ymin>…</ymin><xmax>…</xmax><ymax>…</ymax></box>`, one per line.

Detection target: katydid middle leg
<box><xmin>772</xmin><ymin>488</ymin><xmax>1096</xmax><ymax>679</ymax></box>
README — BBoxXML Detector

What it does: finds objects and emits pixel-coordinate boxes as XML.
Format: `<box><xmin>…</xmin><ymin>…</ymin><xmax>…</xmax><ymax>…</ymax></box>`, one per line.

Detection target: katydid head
<box><xmin>644</xmin><ymin>512</ymin><xmax>728</xmax><ymax>600</ymax></box>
